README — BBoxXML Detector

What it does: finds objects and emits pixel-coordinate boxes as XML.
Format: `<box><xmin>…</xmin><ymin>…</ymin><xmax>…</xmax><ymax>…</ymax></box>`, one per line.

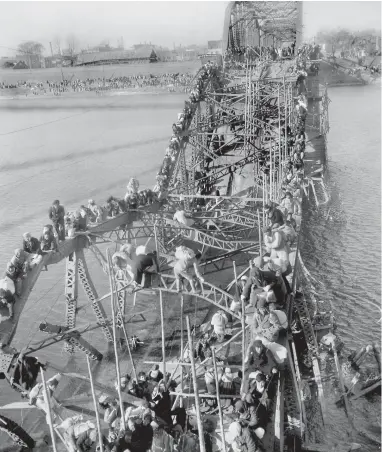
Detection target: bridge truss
<box><xmin>1</xmin><ymin>5</ymin><xmax>336</xmax><ymax>451</ymax></box>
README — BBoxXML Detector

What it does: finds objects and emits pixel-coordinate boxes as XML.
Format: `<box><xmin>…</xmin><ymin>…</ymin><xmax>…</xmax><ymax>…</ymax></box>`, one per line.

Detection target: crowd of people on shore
<box><xmin>0</xmin><ymin>72</ymin><xmax>194</xmax><ymax>96</ymax></box>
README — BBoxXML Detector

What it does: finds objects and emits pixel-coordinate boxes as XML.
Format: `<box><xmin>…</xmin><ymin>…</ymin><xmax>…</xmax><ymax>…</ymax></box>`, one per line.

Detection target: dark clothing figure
<box><xmin>129</xmin><ymin>380</ymin><xmax>151</xmax><ymax>401</ymax></box>
<box><xmin>0</xmin><ymin>288</ymin><xmax>15</xmax><ymax>317</ymax></box>
<box><xmin>152</xmin><ymin>390</ymin><xmax>172</xmax><ymax>426</ymax></box>
<box><xmin>40</xmin><ymin>234</ymin><xmax>58</xmax><ymax>252</ymax></box>
<box><xmin>0</xmin><ymin>354</ymin><xmax>44</xmax><ymax>392</ymax></box>
<box><xmin>242</xmin><ymin>267</ymin><xmax>284</xmax><ymax>304</ymax></box>
<box><xmin>267</xmin><ymin>207</ymin><xmax>284</xmax><ymax>226</ymax></box>
<box><xmin>171</xmin><ymin>406</ymin><xmax>187</xmax><ymax>431</ymax></box>
<box><xmin>132</xmin><ymin>253</ymin><xmax>158</xmax><ymax>285</ymax></box>
<box><xmin>23</xmin><ymin>237</ymin><xmax>41</xmax><ymax>255</ymax></box>
<box><xmin>245</xmin><ymin>339</ymin><xmax>278</xmax><ymax>369</ymax></box>
<box><xmin>75</xmin><ymin>430</ymin><xmax>96</xmax><ymax>452</ymax></box>
<box><xmin>48</xmin><ymin>203</ymin><xmax>65</xmax><ymax>241</ymax></box>
<box><xmin>74</xmin><ymin>215</ymin><xmax>87</xmax><ymax>232</ymax></box>
<box><xmin>236</xmin><ymin>399</ymin><xmax>268</xmax><ymax>431</ymax></box>
<box><xmin>129</xmin><ymin>423</ymin><xmax>153</xmax><ymax>452</ymax></box>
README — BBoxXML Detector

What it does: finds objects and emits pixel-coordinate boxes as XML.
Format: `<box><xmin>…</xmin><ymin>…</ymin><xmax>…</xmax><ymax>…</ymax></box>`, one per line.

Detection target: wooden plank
<box><xmin>350</xmin><ymin>379</ymin><xmax>381</xmax><ymax>401</ymax></box>
<box><xmin>303</xmin><ymin>442</ymin><xmax>361</xmax><ymax>451</ymax></box>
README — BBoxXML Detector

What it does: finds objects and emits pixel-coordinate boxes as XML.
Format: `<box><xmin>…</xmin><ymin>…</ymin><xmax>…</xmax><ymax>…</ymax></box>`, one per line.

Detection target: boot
<box><xmin>190</xmin><ymin>279</ymin><xmax>200</xmax><ymax>294</ymax></box>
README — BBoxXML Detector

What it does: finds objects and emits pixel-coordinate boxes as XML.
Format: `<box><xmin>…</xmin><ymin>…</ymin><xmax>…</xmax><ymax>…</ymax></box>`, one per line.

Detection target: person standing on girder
<box><xmin>48</xmin><ymin>200</ymin><xmax>65</xmax><ymax>242</ymax></box>
<box><xmin>121</xmin><ymin>244</ymin><xmax>160</xmax><ymax>291</ymax></box>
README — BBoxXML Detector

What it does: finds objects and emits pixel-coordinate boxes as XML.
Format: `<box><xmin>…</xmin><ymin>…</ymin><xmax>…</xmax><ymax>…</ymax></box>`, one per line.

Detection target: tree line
<box><xmin>316</xmin><ymin>28</ymin><xmax>381</xmax><ymax>55</ymax></box>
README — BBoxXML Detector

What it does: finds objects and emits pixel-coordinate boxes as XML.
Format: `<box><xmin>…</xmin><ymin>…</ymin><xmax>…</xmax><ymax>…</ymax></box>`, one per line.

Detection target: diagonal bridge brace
<box><xmin>156</xmin><ymin>273</ymin><xmax>241</xmax><ymax>321</ymax></box>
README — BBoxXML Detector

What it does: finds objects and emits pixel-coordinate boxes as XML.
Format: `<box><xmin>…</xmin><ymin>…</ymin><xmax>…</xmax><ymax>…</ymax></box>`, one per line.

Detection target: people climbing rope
<box><xmin>48</xmin><ymin>199</ymin><xmax>66</xmax><ymax>241</ymax></box>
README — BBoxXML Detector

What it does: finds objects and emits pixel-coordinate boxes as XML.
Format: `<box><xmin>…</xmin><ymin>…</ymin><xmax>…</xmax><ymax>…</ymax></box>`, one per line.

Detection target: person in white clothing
<box><xmin>173</xmin><ymin>209</ymin><xmax>195</xmax><ymax>227</ymax></box>
<box><xmin>28</xmin><ymin>373</ymin><xmax>62</xmax><ymax>424</ymax></box>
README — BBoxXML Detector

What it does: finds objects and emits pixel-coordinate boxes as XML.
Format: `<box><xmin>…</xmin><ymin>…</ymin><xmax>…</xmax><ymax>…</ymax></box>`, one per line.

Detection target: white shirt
<box><xmin>173</xmin><ymin>210</ymin><xmax>194</xmax><ymax>227</ymax></box>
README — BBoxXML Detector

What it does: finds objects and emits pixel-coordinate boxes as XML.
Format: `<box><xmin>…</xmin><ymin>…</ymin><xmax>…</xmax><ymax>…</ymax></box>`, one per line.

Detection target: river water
<box><xmin>0</xmin><ymin>74</ymin><xmax>380</xmax><ymax>448</ymax></box>
<box><xmin>301</xmin><ymin>83</ymin><xmax>381</xmax><ymax>450</ymax></box>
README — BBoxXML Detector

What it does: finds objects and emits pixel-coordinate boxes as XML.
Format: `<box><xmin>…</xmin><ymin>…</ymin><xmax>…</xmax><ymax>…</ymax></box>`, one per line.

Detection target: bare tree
<box><xmin>17</xmin><ymin>41</ymin><xmax>45</xmax><ymax>55</ymax></box>
<box><xmin>53</xmin><ymin>36</ymin><xmax>61</xmax><ymax>55</ymax></box>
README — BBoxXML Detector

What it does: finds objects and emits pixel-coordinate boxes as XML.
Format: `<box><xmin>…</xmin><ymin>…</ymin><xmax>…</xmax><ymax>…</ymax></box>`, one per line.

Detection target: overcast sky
<box><xmin>0</xmin><ymin>1</ymin><xmax>380</xmax><ymax>56</ymax></box>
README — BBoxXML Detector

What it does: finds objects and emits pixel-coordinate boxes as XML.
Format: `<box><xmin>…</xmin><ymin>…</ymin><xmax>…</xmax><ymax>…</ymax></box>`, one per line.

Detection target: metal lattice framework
<box><xmin>223</xmin><ymin>1</ymin><xmax>303</xmax><ymax>57</ymax></box>
<box><xmin>77</xmin><ymin>249</ymin><xmax>113</xmax><ymax>342</ymax></box>
<box><xmin>64</xmin><ymin>253</ymin><xmax>78</xmax><ymax>353</ymax></box>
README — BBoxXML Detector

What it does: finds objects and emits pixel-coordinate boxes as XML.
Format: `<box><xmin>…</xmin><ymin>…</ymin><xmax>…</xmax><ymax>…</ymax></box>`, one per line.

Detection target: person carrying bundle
<box><xmin>172</xmin><ymin>246</ymin><xmax>204</xmax><ymax>293</ymax></box>
<box><xmin>58</xmin><ymin>415</ymin><xmax>99</xmax><ymax>452</ymax></box>
<box><xmin>263</xmin><ymin>224</ymin><xmax>290</xmax><ymax>264</ymax></box>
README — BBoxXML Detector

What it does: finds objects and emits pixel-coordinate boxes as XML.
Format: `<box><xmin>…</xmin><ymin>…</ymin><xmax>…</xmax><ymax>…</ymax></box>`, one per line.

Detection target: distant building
<box><xmin>76</xmin><ymin>48</ymin><xmax>159</xmax><ymax>66</ymax></box>
<box><xmin>45</xmin><ymin>56</ymin><xmax>63</xmax><ymax>68</ymax></box>
<box><xmin>15</xmin><ymin>53</ymin><xmax>43</xmax><ymax>69</ymax></box>
<box><xmin>13</xmin><ymin>60</ymin><xmax>29</xmax><ymax>70</ymax></box>
<box><xmin>207</xmin><ymin>40</ymin><xmax>222</xmax><ymax>55</ymax></box>
<box><xmin>0</xmin><ymin>56</ymin><xmax>18</xmax><ymax>68</ymax></box>
<box><xmin>155</xmin><ymin>49</ymin><xmax>176</xmax><ymax>62</ymax></box>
